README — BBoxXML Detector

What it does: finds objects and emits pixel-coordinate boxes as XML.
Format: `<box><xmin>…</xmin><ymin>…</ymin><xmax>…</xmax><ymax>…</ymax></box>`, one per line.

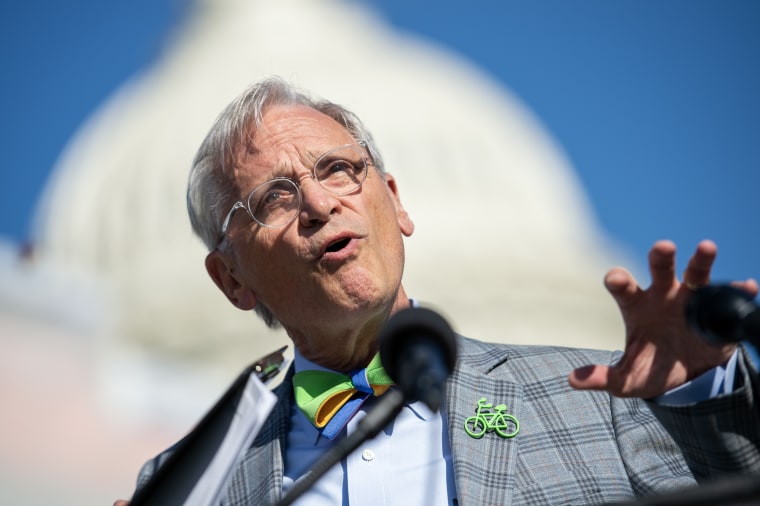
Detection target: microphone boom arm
<box><xmin>276</xmin><ymin>389</ymin><xmax>405</xmax><ymax>506</ymax></box>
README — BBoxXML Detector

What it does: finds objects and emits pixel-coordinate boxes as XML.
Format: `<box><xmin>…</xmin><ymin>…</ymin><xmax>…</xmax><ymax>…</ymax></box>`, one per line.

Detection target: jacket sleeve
<box><xmin>645</xmin><ymin>347</ymin><xmax>760</xmax><ymax>480</ymax></box>
<box><xmin>608</xmin><ymin>380</ymin><xmax>695</xmax><ymax>496</ymax></box>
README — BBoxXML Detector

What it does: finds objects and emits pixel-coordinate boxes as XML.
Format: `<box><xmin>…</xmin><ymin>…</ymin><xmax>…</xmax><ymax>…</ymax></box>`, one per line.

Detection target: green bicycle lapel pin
<box><xmin>464</xmin><ymin>397</ymin><xmax>520</xmax><ymax>439</ymax></box>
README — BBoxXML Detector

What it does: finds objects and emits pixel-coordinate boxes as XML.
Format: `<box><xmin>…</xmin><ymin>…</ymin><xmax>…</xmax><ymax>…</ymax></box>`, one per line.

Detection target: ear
<box><xmin>384</xmin><ymin>173</ymin><xmax>415</xmax><ymax>237</ymax></box>
<box><xmin>205</xmin><ymin>249</ymin><xmax>257</xmax><ymax>311</ymax></box>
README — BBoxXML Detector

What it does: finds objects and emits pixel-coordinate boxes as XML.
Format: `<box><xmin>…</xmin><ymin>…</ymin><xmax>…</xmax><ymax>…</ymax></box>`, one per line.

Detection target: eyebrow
<box><xmin>303</xmin><ymin>147</ymin><xmax>328</xmax><ymax>163</ymax></box>
<box><xmin>249</xmin><ymin>143</ymin><xmax>356</xmax><ymax>182</ymax></box>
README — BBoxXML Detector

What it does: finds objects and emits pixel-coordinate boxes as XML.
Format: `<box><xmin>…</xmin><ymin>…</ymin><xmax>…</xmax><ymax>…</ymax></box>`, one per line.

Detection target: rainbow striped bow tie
<box><xmin>292</xmin><ymin>353</ymin><xmax>394</xmax><ymax>439</ymax></box>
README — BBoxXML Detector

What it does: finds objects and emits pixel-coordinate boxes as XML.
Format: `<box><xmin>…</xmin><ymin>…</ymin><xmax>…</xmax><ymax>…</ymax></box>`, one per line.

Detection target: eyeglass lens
<box><xmin>247</xmin><ymin>144</ymin><xmax>366</xmax><ymax>227</ymax></box>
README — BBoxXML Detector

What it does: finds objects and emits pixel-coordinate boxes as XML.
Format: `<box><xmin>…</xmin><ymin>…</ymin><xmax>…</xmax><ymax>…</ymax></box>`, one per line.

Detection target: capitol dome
<box><xmin>33</xmin><ymin>0</ymin><xmax>627</xmax><ymax>373</ymax></box>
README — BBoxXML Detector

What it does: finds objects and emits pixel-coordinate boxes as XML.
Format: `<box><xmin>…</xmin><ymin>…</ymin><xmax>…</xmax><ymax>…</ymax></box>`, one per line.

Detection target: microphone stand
<box><xmin>276</xmin><ymin>389</ymin><xmax>406</xmax><ymax>506</ymax></box>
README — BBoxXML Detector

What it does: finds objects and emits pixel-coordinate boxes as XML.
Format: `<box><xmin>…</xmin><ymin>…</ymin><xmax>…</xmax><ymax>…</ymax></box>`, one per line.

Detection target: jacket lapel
<box><xmin>446</xmin><ymin>340</ymin><xmax>523</xmax><ymax>506</ymax></box>
<box><xmin>224</xmin><ymin>366</ymin><xmax>295</xmax><ymax>506</ymax></box>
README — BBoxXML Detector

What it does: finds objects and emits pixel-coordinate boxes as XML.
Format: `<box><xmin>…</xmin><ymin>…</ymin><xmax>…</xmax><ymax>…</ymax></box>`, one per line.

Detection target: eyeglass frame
<box><xmin>219</xmin><ymin>141</ymin><xmax>370</xmax><ymax>239</ymax></box>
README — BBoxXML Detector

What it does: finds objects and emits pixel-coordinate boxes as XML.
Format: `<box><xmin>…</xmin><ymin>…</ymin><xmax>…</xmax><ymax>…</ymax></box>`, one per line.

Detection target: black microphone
<box><xmin>277</xmin><ymin>307</ymin><xmax>457</xmax><ymax>506</ymax></box>
<box><xmin>686</xmin><ymin>284</ymin><xmax>760</xmax><ymax>346</ymax></box>
<box><xmin>379</xmin><ymin>306</ymin><xmax>458</xmax><ymax>412</ymax></box>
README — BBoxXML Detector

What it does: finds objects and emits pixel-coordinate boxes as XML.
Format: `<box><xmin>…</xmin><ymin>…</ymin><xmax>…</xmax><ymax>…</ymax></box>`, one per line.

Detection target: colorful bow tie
<box><xmin>292</xmin><ymin>353</ymin><xmax>394</xmax><ymax>439</ymax></box>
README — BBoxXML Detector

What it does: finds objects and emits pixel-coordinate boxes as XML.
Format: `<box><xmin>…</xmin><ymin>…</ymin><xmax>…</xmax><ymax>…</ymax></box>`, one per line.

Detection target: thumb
<box><xmin>568</xmin><ymin>364</ymin><xmax>612</xmax><ymax>391</ymax></box>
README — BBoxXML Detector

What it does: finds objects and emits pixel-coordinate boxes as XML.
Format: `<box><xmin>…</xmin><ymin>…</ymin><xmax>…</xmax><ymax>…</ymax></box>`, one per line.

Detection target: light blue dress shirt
<box><xmin>282</xmin><ymin>334</ymin><xmax>739</xmax><ymax>505</ymax></box>
<box><xmin>282</xmin><ymin>351</ymin><xmax>457</xmax><ymax>505</ymax></box>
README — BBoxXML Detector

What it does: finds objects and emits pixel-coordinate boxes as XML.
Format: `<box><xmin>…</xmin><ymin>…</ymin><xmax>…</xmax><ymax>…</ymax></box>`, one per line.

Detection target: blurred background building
<box><xmin>1</xmin><ymin>1</ymin><xmax>757</xmax><ymax>504</ymax></box>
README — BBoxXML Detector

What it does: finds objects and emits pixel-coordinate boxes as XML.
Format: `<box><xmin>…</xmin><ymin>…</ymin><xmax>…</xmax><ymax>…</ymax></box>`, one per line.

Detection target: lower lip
<box><xmin>321</xmin><ymin>238</ymin><xmax>359</xmax><ymax>263</ymax></box>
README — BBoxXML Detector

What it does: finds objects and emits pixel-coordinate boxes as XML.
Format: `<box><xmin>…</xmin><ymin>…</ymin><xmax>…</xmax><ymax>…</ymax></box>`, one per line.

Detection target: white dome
<box><xmin>33</xmin><ymin>0</ymin><xmax>628</xmax><ymax>372</ymax></box>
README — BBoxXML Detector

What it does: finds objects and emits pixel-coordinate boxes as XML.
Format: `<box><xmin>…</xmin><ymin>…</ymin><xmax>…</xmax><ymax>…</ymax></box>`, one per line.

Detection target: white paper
<box><xmin>184</xmin><ymin>372</ymin><xmax>278</xmax><ymax>505</ymax></box>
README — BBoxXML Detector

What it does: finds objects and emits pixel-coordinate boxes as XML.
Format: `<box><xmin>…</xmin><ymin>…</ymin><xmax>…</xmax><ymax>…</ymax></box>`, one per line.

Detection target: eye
<box><xmin>324</xmin><ymin>159</ymin><xmax>358</xmax><ymax>176</ymax></box>
<box><xmin>263</xmin><ymin>182</ymin><xmax>292</xmax><ymax>202</ymax></box>
<box><xmin>262</xmin><ymin>188</ymin><xmax>284</xmax><ymax>205</ymax></box>
<box><xmin>251</xmin><ymin>179</ymin><xmax>298</xmax><ymax>215</ymax></box>
<box><xmin>333</xmin><ymin>160</ymin><xmax>353</xmax><ymax>173</ymax></box>
<box><xmin>313</xmin><ymin>145</ymin><xmax>367</xmax><ymax>195</ymax></box>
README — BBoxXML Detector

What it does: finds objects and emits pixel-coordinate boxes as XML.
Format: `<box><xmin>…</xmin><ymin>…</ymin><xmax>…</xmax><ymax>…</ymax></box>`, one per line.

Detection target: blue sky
<box><xmin>1</xmin><ymin>0</ymin><xmax>759</xmax><ymax>284</ymax></box>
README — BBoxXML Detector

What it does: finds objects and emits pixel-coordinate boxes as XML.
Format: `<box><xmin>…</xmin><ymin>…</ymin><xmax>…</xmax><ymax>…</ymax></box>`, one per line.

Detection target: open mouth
<box><xmin>325</xmin><ymin>237</ymin><xmax>351</xmax><ymax>253</ymax></box>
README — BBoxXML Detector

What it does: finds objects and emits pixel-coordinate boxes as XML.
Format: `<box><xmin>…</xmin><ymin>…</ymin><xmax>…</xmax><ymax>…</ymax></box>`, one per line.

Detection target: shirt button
<box><xmin>361</xmin><ymin>449</ymin><xmax>375</xmax><ymax>461</ymax></box>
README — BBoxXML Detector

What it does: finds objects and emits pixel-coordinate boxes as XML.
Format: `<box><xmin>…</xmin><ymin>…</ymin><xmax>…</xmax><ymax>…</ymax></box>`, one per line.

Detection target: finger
<box><xmin>604</xmin><ymin>267</ymin><xmax>640</xmax><ymax>309</ymax></box>
<box><xmin>682</xmin><ymin>239</ymin><xmax>717</xmax><ymax>289</ymax></box>
<box><xmin>648</xmin><ymin>240</ymin><xmax>677</xmax><ymax>290</ymax></box>
<box><xmin>113</xmin><ymin>501</ymin><xmax>130</xmax><ymax>506</ymax></box>
<box><xmin>730</xmin><ymin>278</ymin><xmax>759</xmax><ymax>298</ymax></box>
<box><xmin>568</xmin><ymin>364</ymin><xmax>612</xmax><ymax>391</ymax></box>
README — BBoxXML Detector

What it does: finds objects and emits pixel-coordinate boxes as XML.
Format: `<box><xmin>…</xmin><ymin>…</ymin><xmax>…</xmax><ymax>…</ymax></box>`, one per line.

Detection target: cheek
<box><xmin>371</xmin><ymin>195</ymin><xmax>406</xmax><ymax>244</ymax></box>
<box><xmin>365</xmin><ymin>202</ymin><xmax>407</xmax><ymax>275</ymax></box>
<box><xmin>236</xmin><ymin>233</ymin><xmax>293</xmax><ymax>288</ymax></box>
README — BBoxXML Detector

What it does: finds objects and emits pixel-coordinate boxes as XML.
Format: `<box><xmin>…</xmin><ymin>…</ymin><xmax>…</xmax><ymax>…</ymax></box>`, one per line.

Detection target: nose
<box><xmin>298</xmin><ymin>176</ymin><xmax>341</xmax><ymax>227</ymax></box>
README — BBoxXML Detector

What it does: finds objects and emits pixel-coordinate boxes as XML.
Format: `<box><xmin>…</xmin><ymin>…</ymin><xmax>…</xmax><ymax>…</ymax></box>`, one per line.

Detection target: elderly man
<box><xmin>119</xmin><ymin>77</ymin><xmax>759</xmax><ymax>505</ymax></box>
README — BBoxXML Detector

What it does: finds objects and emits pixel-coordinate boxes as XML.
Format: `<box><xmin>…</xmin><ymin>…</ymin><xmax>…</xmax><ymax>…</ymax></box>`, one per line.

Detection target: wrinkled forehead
<box><xmin>226</xmin><ymin>104</ymin><xmax>356</xmax><ymax>184</ymax></box>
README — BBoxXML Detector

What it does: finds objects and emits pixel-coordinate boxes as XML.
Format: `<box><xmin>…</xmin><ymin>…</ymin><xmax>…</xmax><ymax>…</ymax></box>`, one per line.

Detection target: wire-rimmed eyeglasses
<box><xmin>220</xmin><ymin>142</ymin><xmax>369</xmax><ymax>237</ymax></box>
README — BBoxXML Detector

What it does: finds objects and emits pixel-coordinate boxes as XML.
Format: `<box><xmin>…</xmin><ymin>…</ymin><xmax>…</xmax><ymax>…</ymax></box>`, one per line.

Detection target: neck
<box><xmin>286</xmin><ymin>287</ymin><xmax>411</xmax><ymax>372</ymax></box>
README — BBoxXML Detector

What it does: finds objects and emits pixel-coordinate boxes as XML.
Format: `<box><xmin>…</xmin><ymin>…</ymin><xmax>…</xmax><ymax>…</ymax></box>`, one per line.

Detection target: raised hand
<box><xmin>569</xmin><ymin>239</ymin><xmax>758</xmax><ymax>399</ymax></box>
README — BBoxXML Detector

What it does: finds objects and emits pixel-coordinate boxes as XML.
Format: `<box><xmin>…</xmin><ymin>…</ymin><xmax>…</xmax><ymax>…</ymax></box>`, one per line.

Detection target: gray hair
<box><xmin>187</xmin><ymin>76</ymin><xmax>385</xmax><ymax>327</ymax></box>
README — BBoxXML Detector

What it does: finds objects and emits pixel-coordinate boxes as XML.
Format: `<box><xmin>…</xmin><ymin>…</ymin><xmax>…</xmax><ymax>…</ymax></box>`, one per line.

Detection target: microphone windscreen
<box><xmin>685</xmin><ymin>284</ymin><xmax>756</xmax><ymax>344</ymax></box>
<box><xmin>379</xmin><ymin>307</ymin><xmax>457</xmax><ymax>410</ymax></box>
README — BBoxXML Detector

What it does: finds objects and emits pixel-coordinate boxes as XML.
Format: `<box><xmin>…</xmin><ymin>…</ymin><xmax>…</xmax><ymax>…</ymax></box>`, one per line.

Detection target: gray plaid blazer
<box><xmin>137</xmin><ymin>336</ymin><xmax>760</xmax><ymax>505</ymax></box>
